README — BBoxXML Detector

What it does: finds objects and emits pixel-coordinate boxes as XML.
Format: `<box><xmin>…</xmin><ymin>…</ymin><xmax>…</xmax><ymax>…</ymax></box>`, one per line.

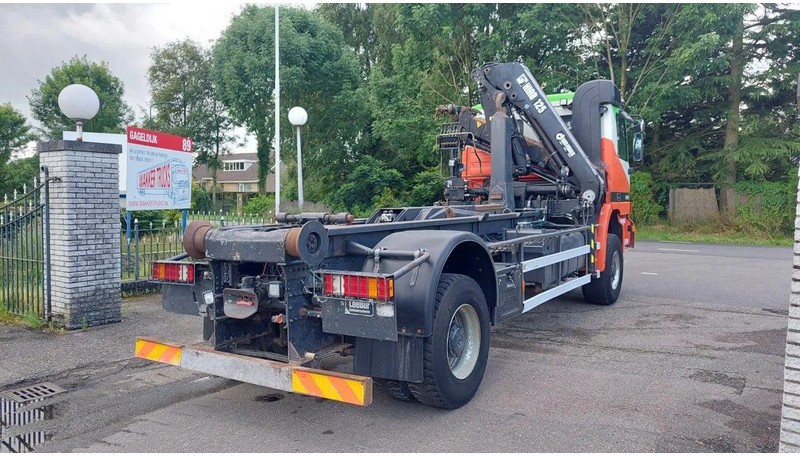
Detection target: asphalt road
<box><xmin>2</xmin><ymin>241</ymin><xmax>791</xmax><ymax>452</ymax></box>
<box><xmin>626</xmin><ymin>241</ymin><xmax>791</xmax><ymax>311</ymax></box>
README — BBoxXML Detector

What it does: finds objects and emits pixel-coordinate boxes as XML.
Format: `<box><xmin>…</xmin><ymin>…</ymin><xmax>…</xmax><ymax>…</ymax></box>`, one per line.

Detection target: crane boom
<box><xmin>472</xmin><ymin>62</ymin><xmax>605</xmax><ymax>209</ymax></box>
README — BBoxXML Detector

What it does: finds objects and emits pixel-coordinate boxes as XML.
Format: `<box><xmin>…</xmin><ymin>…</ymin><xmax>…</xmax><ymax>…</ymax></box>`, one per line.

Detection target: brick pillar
<box><xmin>781</xmin><ymin>165</ymin><xmax>800</xmax><ymax>451</ymax></box>
<box><xmin>37</xmin><ymin>140</ymin><xmax>122</xmax><ymax>329</ymax></box>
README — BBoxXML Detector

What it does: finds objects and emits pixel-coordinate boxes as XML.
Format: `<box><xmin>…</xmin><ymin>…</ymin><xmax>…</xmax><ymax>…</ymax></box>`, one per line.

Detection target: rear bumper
<box><xmin>135</xmin><ymin>338</ymin><xmax>373</xmax><ymax>406</ymax></box>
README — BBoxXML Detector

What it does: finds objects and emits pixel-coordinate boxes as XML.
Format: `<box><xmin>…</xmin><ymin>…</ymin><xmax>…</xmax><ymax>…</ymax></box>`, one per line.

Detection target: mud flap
<box><xmin>353</xmin><ymin>335</ymin><xmax>423</xmax><ymax>383</ymax></box>
<box><xmin>162</xmin><ymin>283</ymin><xmax>199</xmax><ymax>316</ymax></box>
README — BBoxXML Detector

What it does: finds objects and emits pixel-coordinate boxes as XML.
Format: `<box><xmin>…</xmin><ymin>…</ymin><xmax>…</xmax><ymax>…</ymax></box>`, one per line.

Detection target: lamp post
<box><xmin>288</xmin><ymin>106</ymin><xmax>307</xmax><ymax>211</ymax></box>
<box><xmin>57</xmin><ymin>84</ymin><xmax>99</xmax><ymax>141</ymax></box>
<box><xmin>274</xmin><ymin>5</ymin><xmax>281</xmax><ymax>215</ymax></box>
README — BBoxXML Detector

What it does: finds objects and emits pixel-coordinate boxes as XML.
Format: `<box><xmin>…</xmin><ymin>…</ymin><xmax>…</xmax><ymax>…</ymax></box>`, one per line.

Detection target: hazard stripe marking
<box><xmin>328</xmin><ymin>376</ymin><xmax>360</xmax><ymax>405</ymax></box>
<box><xmin>291</xmin><ymin>370</ymin><xmax>367</xmax><ymax>406</ymax></box>
<box><xmin>135</xmin><ymin>339</ymin><xmax>181</xmax><ymax>366</ymax></box>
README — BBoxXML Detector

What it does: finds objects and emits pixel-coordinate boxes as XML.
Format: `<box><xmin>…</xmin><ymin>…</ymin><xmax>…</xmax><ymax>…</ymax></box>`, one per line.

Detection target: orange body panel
<box><xmin>594</xmin><ymin>138</ymin><xmax>634</xmax><ymax>272</ymax></box>
<box><xmin>460</xmin><ymin>137</ymin><xmax>635</xmax><ymax>273</ymax></box>
<box><xmin>462</xmin><ymin>146</ymin><xmax>491</xmax><ymax>188</ymax></box>
<box><xmin>461</xmin><ymin>146</ymin><xmax>545</xmax><ymax>189</ymax></box>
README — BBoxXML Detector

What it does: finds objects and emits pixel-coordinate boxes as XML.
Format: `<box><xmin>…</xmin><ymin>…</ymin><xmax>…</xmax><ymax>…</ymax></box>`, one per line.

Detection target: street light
<box><xmin>288</xmin><ymin>106</ymin><xmax>308</xmax><ymax>211</ymax></box>
<box><xmin>58</xmin><ymin>84</ymin><xmax>99</xmax><ymax>141</ymax></box>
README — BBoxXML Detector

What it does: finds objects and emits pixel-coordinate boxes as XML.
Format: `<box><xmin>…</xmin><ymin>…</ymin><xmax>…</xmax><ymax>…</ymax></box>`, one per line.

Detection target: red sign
<box><xmin>126</xmin><ymin>126</ymin><xmax>192</xmax><ymax>152</ymax></box>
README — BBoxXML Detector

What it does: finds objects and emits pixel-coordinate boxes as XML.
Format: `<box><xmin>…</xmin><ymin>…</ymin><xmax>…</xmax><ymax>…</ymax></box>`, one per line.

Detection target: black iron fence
<box><xmin>121</xmin><ymin>219</ymin><xmax>183</xmax><ymax>293</ymax></box>
<box><xmin>186</xmin><ymin>211</ymin><xmax>271</xmax><ymax>227</ymax></box>
<box><xmin>0</xmin><ymin>176</ymin><xmax>50</xmax><ymax>319</ymax></box>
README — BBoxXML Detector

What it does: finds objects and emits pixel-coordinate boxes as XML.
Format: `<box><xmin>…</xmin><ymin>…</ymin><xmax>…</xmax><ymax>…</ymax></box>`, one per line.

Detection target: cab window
<box><xmin>616</xmin><ymin>112</ymin><xmax>630</xmax><ymax>162</ymax></box>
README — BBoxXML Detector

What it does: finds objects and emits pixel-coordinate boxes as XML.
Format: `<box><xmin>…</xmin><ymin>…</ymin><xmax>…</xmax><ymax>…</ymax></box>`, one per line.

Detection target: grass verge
<box><xmin>636</xmin><ymin>223</ymin><xmax>792</xmax><ymax>247</ymax></box>
<box><xmin>0</xmin><ymin>306</ymin><xmax>43</xmax><ymax>328</ymax></box>
<box><xmin>0</xmin><ymin>305</ymin><xmax>62</xmax><ymax>332</ymax></box>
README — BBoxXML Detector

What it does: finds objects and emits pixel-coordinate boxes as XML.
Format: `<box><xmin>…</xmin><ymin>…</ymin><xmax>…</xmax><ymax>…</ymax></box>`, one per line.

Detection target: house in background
<box><xmin>193</xmin><ymin>153</ymin><xmax>280</xmax><ymax>213</ymax></box>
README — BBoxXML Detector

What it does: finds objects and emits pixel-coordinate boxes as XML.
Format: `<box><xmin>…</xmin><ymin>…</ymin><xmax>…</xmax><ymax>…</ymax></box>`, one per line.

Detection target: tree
<box><xmin>1</xmin><ymin>156</ymin><xmax>40</xmax><ymax>198</ymax></box>
<box><xmin>0</xmin><ymin>104</ymin><xmax>36</xmax><ymax>166</ymax></box>
<box><xmin>28</xmin><ymin>56</ymin><xmax>132</xmax><ymax>139</ymax></box>
<box><xmin>0</xmin><ymin>104</ymin><xmax>37</xmax><ymax>196</ymax></box>
<box><xmin>148</xmin><ymin>39</ymin><xmax>238</xmax><ymax>207</ymax></box>
<box><xmin>213</xmin><ymin>6</ymin><xmax>365</xmax><ymax>198</ymax></box>
<box><xmin>317</xmin><ymin>3</ymin><xmax>402</xmax><ymax>78</ymax></box>
<box><xmin>719</xmin><ymin>4</ymin><xmax>800</xmax><ymax>183</ymax></box>
<box><xmin>329</xmin><ymin>155</ymin><xmax>405</xmax><ymax>215</ymax></box>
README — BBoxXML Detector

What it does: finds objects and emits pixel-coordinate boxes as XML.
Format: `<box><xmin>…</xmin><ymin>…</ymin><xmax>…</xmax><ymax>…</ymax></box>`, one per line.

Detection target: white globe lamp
<box><xmin>288</xmin><ymin>106</ymin><xmax>307</xmax><ymax>126</ymax></box>
<box><xmin>288</xmin><ymin>106</ymin><xmax>308</xmax><ymax>210</ymax></box>
<box><xmin>58</xmin><ymin>84</ymin><xmax>100</xmax><ymax>141</ymax></box>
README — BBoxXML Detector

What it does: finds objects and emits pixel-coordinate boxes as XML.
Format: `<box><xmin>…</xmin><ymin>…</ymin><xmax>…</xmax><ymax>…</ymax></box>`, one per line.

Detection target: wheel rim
<box><xmin>610</xmin><ymin>250</ymin><xmax>621</xmax><ymax>290</ymax></box>
<box><xmin>447</xmin><ymin>304</ymin><xmax>481</xmax><ymax>380</ymax></box>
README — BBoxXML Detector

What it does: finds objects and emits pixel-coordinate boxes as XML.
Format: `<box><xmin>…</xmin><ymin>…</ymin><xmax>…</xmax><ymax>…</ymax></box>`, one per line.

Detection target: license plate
<box><xmin>344</xmin><ymin>299</ymin><xmax>374</xmax><ymax>316</ymax></box>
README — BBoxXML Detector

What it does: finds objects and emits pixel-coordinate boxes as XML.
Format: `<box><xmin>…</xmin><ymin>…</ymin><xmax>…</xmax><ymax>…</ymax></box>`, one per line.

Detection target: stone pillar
<box><xmin>37</xmin><ymin>140</ymin><xmax>122</xmax><ymax>329</ymax></box>
<box><xmin>781</xmin><ymin>165</ymin><xmax>800</xmax><ymax>451</ymax></box>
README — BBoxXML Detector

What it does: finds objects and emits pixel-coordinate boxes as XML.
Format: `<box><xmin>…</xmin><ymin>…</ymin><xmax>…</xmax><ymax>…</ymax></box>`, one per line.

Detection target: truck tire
<box><xmin>408</xmin><ymin>273</ymin><xmax>490</xmax><ymax>409</ymax></box>
<box><xmin>374</xmin><ymin>379</ymin><xmax>417</xmax><ymax>402</ymax></box>
<box><xmin>582</xmin><ymin>233</ymin><xmax>623</xmax><ymax>305</ymax></box>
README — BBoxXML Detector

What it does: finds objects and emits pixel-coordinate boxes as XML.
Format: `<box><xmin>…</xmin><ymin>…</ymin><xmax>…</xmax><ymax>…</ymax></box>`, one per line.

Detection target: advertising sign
<box><xmin>125</xmin><ymin>126</ymin><xmax>193</xmax><ymax>210</ymax></box>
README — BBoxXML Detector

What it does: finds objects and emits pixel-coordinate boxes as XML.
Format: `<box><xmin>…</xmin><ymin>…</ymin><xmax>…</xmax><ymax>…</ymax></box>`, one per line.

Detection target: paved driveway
<box><xmin>1</xmin><ymin>241</ymin><xmax>790</xmax><ymax>452</ymax></box>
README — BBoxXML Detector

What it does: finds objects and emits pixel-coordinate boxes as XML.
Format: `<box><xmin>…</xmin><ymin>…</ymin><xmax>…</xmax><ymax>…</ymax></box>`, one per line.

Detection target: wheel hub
<box><xmin>446</xmin><ymin>304</ymin><xmax>481</xmax><ymax>380</ymax></box>
<box><xmin>449</xmin><ymin>321</ymin><xmax>465</xmax><ymax>359</ymax></box>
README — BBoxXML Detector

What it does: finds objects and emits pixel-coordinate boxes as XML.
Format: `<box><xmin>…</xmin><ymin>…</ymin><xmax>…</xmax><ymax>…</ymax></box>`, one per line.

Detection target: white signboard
<box><xmin>63</xmin><ymin>131</ymin><xmax>127</xmax><ymax>193</ymax></box>
<box><xmin>125</xmin><ymin>126</ymin><xmax>193</xmax><ymax>210</ymax></box>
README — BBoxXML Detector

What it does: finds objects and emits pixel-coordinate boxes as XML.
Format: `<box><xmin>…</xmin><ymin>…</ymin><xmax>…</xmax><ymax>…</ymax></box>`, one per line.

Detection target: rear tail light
<box><xmin>152</xmin><ymin>261</ymin><xmax>195</xmax><ymax>284</ymax></box>
<box><xmin>323</xmin><ymin>274</ymin><xmax>393</xmax><ymax>300</ymax></box>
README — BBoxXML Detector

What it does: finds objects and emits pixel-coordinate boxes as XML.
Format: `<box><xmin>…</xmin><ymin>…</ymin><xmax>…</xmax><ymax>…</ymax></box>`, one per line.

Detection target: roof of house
<box><xmin>193</xmin><ymin>153</ymin><xmax>258</xmax><ymax>183</ymax></box>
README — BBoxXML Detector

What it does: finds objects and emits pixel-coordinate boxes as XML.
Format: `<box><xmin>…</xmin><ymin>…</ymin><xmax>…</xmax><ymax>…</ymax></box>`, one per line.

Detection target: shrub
<box><xmin>192</xmin><ymin>184</ymin><xmax>213</xmax><ymax>212</ymax></box>
<box><xmin>243</xmin><ymin>194</ymin><xmax>275</xmax><ymax>216</ymax></box>
<box><xmin>630</xmin><ymin>171</ymin><xmax>662</xmax><ymax>225</ymax></box>
<box><xmin>328</xmin><ymin>156</ymin><xmax>405</xmax><ymax>212</ymax></box>
<box><xmin>408</xmin><ymin>169</ymin><xmax>445</xmax><ymax>206</ymax></box>
<box><xmin>730</xmin><ymin>180</ymin><xmax>795</xmax><ymax>235</ymax></box>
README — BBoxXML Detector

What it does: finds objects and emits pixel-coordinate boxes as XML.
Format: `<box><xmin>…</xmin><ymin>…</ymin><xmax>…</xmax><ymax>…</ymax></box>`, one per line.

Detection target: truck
<box><xmin>137</xmin><ymin>62</ymin><xmax>644</xmax><ymax>409</ymax></box>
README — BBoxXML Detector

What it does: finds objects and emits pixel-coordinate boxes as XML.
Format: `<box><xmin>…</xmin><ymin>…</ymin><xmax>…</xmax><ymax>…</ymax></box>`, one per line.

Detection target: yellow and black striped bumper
<box><xmin>135</xmin><ymin>338</ymin><xmax>372</xmax><ymax>406</ymax></box>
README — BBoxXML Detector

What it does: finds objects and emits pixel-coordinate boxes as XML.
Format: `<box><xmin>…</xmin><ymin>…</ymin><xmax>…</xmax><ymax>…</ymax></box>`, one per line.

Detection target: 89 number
<box><xmin>181</xmin><ymin>138</ymin><xmax>192</xmax><ymax>152</ymax></box>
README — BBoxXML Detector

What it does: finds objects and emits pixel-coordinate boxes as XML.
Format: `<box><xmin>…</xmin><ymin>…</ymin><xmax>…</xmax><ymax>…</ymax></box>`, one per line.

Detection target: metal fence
<box><xmin>186</xmin><ymin>211</ymin><xmax>271</xmax><ymax>227</ymax></box>
<box><xmin>121</xmin><ymin>211</ymin><xmax>271</xmax><ymax>294</ymax></box>
<box><xmin>0</xmin><ymin>177</ymin><xmax>51</xmax><ymax>319</ymax></box>
<box><xmin>121</xmin><ymin>219</ymin><xmax>183</xmax><ymax>293</ymax></box>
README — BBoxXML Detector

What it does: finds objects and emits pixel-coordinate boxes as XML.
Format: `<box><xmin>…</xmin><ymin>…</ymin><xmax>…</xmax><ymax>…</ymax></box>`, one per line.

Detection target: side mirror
<box><xmin>632</xmin><ymin>132</ymin><xmax>644</xmax><ymax>162</ymax></box>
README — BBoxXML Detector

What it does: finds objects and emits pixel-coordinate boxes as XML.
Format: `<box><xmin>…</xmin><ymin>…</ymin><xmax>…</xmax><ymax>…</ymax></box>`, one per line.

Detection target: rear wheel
<box><xmin>582</xmin><ymin>233</ymin><xmax>623</xmax><ymax>305</ymax></box>
<box><xmin>374</xmin><ymin>378</ymin><xmax>416</xmax><ymax>402</ymax></box>
<box><xmin>408</xmin><ymin>273</ymin><xmax>490</xmax><ymax>409</ymax></box>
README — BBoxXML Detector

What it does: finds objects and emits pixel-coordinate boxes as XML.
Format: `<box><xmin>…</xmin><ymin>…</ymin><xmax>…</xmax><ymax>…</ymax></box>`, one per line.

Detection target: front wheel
<box><xmin>582</xmin><ymin>233</ymin><xmax>623</xmax><ymax>305</ymax></box>
<box><xmin>408</xmin><ymin>273</ymin><xmax>490</xmax><ymax>409</ymax></box>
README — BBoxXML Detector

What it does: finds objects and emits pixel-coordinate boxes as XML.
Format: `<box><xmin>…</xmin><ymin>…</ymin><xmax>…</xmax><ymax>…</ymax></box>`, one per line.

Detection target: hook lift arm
<box><xmin>472</xmin><ymin>62</ymin><xmax>605</xmax><ymax>211</ymax></box>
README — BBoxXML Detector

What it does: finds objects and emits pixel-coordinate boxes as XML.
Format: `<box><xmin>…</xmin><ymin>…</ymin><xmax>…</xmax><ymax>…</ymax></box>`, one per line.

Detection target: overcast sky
<box><xmin>0</xmin><ymin>2</ymin><xmax>309</xmax><ymax>153</ymax></box>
